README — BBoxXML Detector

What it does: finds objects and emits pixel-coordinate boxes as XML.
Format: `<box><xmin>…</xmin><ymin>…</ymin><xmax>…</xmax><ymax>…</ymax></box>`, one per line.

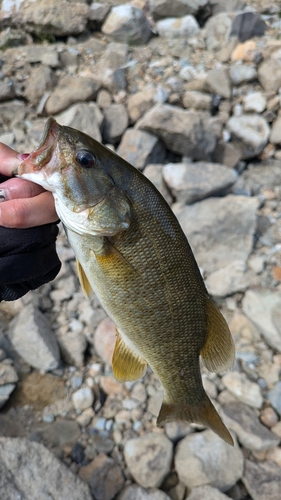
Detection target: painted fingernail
<box><xmin>0</xmin><ymin>189</ymin><xmax>9</xmax><ymax>202</ymax></box>
<box><xmin>17</xmin><ymin>153</ymin><xmax>30</xmax><ymax>160</ymax></box>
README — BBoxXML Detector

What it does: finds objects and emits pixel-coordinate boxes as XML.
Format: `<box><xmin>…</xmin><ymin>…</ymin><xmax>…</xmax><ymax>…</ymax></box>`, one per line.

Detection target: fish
<box><xmin>15</xmin><ymin>117</ymin><xmax>235</xmax><ymax>445</ymax></box>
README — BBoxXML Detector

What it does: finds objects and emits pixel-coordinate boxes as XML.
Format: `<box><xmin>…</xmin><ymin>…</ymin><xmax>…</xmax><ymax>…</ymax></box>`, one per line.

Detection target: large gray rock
<box><xmin>229</xmin><ymin>64</ymin><xmax>257</xmax><ymax>85</ymax></box>
<box><xmin>242</xmin><ymin>289</ymin><xmax>281</xmax><ymax>353</ymax></box>
<box><xmin>0</xmin><ymin>437</ymin><xmax>92</xmax><ymax>500</ymax></box>
<box><xmin>56</xmin><ymin>102</ymin><xmax>104</xmax><ymax>142</ymax></box>
<box><xmin>222</xmin><ymin>402</ymin><xmax>280</xmax><ymax>451</ymax></box>
<box><xmin>227</xmin><ymin>114</ymin><xmax>270</xmax><ymax>159</ymax></box>
<box><xmin>206</xmin><ymin>68</ymin><xmax>231</xmax><ymax>99</ymax></box>
<box><xmin>8</xmin><ymin>303</ymin><xmax>60</xmax><ymax>371</ymax></box>
<box><xmin>124</xmin><ymin>433</ymin><xmax>173</xmax><ymax>488</ymax></box>
<box><xmin>45</xmin><ymin>75</ymin><xmax>100</xmax><ymax>115</ymax></box>
<box><xmin>242</xmin><ymin>459</ymin><xmax>281</xmax><ymax>500</ymax></box>
<box><xmin>5</xmin><ymin>0</ymin><xmax>89</xmax><ymax>36</ymax></box>
<box><xmin>162</xmin><ymin>161</ymin><xmax>237</xmax><ymax>204</ymax></box>
<box><xmin>175</xmin><ymin>195</ymin><xmax>258</xmax><ymax>274</ymax></box>
<box><xmin>24</xmin><ymin>66</ymin><xmax>56</xmax><ymax>106</ymax></box>
<box><xmin>175</xmin><ymin>430</ymin><xmax>244</xmax><ymax>491</ymax></box>
<box><xmin>102</xmin><ymin>5</ymin><xmax>152</xmax><ymax>44</ymax></box>
<box><xmin>150</xmin><ymin>0</ymin><xmax>208</xmax><ymax>20</ymax></box>
<box><xmin>79</xmin><ymin>452</ymin><xmax>124</xmax><ymax>500</ymax></box>
<box><xmin>156</xmin><ymin>15</ymin><xmax>199</xmax><ymax>38</ymax></box>
<box><xmin>143</xmin><ymin>164</ymin><xmax>173</xmax><ymax>205</ymax></box>
<box><xmin>127</xmin><ymin>88</ymin><xmax>157</xmax><ymax>123</ymax></box>
<box><xmin>117</xmin><ymin>129</ymin><xmax>166</xmax><ymax>170</ymax></box>
<box><xmin>205</xmin><ymin>260</ymin><xmax>249</xmax><ymax>297</ymax></box>
<box><xmin>137</xmin><ymin>104</ymin><xmax>222</xmax><ymax>160</ymax></box>
<box><xmin>102</xmin><ymin>103</ymin><xmax>128</xmax><ymax>143</ymax></box>
<box><xmin>203</xmin><ymin>12</ymin><xmax>232</xmax><ymax>51</ymax></box>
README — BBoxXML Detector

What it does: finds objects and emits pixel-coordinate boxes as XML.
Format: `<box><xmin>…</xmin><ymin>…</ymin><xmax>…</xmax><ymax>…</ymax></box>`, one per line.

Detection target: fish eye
<box><xmin>76</xmin><ymin>150</ymin><xmax>96</xmax><ymax>168</ymax></box>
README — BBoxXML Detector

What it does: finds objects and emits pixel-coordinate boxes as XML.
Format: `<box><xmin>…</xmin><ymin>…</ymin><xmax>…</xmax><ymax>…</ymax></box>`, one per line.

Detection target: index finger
<box><xmin>0</xmin><ymin>143</ymin><xmax>23</xmax><ymax>177</ymax></box>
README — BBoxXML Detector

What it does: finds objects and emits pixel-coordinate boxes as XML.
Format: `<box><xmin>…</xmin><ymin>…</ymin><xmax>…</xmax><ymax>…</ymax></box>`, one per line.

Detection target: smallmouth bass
<box><xmin>16</xmin><ymin>118</ymin><xmax>235</xmax><ymax>445</ymax></box>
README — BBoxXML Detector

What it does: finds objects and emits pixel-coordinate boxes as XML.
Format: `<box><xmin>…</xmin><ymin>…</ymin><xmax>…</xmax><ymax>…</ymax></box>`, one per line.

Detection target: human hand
<box><xmin>0</xmin><ymin>143</ymin><xmax>58</xmax><ymax>228</ymax></box>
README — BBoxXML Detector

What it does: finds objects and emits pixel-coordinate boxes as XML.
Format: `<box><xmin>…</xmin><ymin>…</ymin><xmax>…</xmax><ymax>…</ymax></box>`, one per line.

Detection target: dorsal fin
<box><xmin>200</xmin><ymin>297</ymin><xmax>235</xmax><ymax>373</ymax></box>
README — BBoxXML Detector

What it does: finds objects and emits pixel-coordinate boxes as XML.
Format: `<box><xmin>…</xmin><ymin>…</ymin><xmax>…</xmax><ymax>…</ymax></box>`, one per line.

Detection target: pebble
<box><xmin>93</xmin><ymin>317</ymin><xmax>116</xmax><ymax>365</ymax></box>
<box><xmin>124</xmin><ymin>433</ymin><xmax>173</xmax><ymax>488</ymax></box>
<box><xmin>156</xmin><ymin>15</ymin><xmax>200</xmax><ymax>39</ymax></box>
<box><xmin>72</xmin><ymin>387</ymin><xmax>94</xmax><ymax>411</ymax></box>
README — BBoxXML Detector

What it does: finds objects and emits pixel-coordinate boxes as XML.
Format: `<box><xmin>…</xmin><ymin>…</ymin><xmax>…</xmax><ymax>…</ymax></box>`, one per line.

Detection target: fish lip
<box><xmin>34</xmin><ymin>117</ymin><xmax>61</xmax><ymax>152</ymax></box>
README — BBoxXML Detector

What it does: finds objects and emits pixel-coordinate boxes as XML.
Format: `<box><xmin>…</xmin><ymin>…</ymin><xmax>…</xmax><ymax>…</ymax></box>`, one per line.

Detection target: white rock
<box><xmin>102</xmin><ymin>5</ymin><xmax>152</xmax><ymax>44</ymax></box>
<box><xmin>156</xmin><ymin>15</ymin><xmax>200</xmax><ymax>38</ymax></box>
<box><xmin>243</xmin><ymin>92</ymin><xmax>266</xmax><ymax>113</ymax></box>
<box><xmin>72</xmin><ymin>387</ymin><xmax>94</xmax><ymax>411</ymax></box>
<box><xmin>227</xmin><ymin>114</ymin><xmax>270</xmax><ymax>158</ymax></box>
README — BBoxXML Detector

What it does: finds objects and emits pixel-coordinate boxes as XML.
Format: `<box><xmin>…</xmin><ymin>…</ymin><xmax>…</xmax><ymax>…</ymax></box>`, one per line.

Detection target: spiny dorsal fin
<box><xmin>201</xmin><ymin>297</ymin><xmax>235</xmax><ymax>373</ymax></box>
<box><xmin>76</xmin><ymin>259</ymin><xmax>93</xmax><ymax>298</ymax></box>
<box><xmin>112</xmin><ymin>329</ymin><xmax>147</xmax><ymax>382</ymax></box>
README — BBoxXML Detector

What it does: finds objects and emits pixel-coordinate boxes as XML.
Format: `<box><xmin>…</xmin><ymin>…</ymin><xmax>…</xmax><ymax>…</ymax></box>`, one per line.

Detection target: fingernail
<box><xmin>17</xmin><ymin>153</ymin><xmax>30</xmax><ymax>160</ymax></box>
<box><xmin>0</xmin><ymin>189</ymin><xmax>9</xmax><ymax>202</ymax></box>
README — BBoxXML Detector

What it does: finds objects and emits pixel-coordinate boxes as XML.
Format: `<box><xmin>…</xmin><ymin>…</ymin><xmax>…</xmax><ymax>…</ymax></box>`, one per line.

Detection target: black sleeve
<box><xmin>0</xmin><ymin>175</ymin><xmax>61</xmax><ymax>301</ymax></box>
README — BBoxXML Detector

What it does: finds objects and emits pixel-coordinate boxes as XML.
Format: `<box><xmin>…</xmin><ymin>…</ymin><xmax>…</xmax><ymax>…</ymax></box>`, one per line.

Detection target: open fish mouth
<box><xmin>35</xmin><ymin>117</ymin><xmax>61</xmax><ymax>152</ymax></box>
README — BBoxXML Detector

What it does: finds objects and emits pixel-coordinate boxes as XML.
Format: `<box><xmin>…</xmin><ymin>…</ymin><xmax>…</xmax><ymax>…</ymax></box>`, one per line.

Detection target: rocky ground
<box><xmin>0</xmin><ymin>0</ymin><xmax>281</xmax><ymax>499</ymax></box>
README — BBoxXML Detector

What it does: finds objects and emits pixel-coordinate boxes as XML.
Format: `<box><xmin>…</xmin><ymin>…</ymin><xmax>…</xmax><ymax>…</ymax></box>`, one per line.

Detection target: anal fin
<box><xmin>201</xmin><ymin>297</ymin><xmax>235</xmax><ymax>373</ymax></box>
<box><xmin>112</xmin><ymin>330</ymin><xmax>147</xmax><ymax>382</ymax></box>
<box><xmin>76</xmin><ymin>260</ymin><xmax>93</xmax><ymax>298</ymax></box>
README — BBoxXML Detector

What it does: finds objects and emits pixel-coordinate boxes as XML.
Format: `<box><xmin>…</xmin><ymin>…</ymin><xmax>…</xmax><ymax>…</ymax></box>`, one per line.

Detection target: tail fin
<box><xmin>157</xmin><ymin>396</ymin><xmax>233</xmax><ymax>446</ymax></box>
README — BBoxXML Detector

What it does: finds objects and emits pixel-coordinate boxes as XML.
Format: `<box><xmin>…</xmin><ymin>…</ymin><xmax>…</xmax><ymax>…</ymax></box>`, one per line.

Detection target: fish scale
<box><xmin>16</xmin><ymin>117</ymin><xmax>235</xmax><ymax>445</ymax></box>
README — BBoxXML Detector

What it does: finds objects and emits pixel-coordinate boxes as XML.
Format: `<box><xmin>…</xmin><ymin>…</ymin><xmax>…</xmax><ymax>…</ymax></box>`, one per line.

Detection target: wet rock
<box><xmin>267</xmin><ymin>382</ymin><xmax>281</xmax><ymax>417</ymax></box>
<box><xmin>0</xmin><ymin>437</ymin><xmax>92</xmax><ymax>500</ymax></box>
<box><xmin>187</xmin><ymin>485</ymin><xmax>231</xmax><ymax>500</ymax></box>
<box><xmin>117</xmin><ymin>484</ymin><xmax>171</xmax><ymax>500</ymax></box>
<box><xmin>137</xmin><ymin>104</ymin><xmax>222</xmax><ymax>160</ymax></box>
<box><xmin>0</xmin><ymin>414</ymin><xmax>25</xmax><ymax>438</ymax></box>
<box><xmin>222</xmin><ymin>402</ymin><xmax>280</xmax><ymax>451</ymax></box>
<box><xmin>162</xmin><ymin>161</ymin><xmax>237</xmax><ymax>204</ymax></box>
<box><xmin>242</xmin><ymin>459</ymin><xmax>281</xmax><ymax>500</ymax></box>
<box><xmin>8</xmin><ymin>303</ymin><xmax>60</xmax><ymax>372</ymax></box>
<box><xmin>72</xmin><ymin>387</ymin><xmax>94</xmax><ymax>411</ymax></box>
<box><xmin>206</xmin><ymin>68</ymin><xmax>231</xmax><ymax>99</ymax></box>
<box><xmin>227</xmin><ymin>114</ymin><xmax>270</xmax><ymax>159</ymax></box>
<box><xmin>242</xmin><ymin>289</ymin><xmax>281</xmax><ymax>353</ymax></box>
<box><xmin>222</xmin><ymin>371</ymin><xmax>263</xmax><ymax>409</ymax></box>
<box><xmin>33</xmin><ymin>420</ymin><xmax>81</xmax><ymax>449</ymax></box>
<box><xmin>156</xmin><ymin>15</ymin><xmax>199</xmax><ymax>39</ymax></box>
<box><xmin>124</xmin><ymin>432</ymin><xmax>173</xmax><ymax>488</ymax></box>
<box><xmin>150</xmin><ymin>0</ymin><xmax>208</xmax><ymax>20</ymax></box>
<box><xmin>79</xmin><ymin>452</ymin><xmax>124</xmax><ymax>500</ymax></box>
<box><xmin>102</xmin><ymin>5</ymin><xmax>152</xmax><ymax>45</ymax></box>
<box><xmin>102</xmin><ymin>103</ymin><xmax>128</xmax><ymax>143</ymax></box>
<box><xmin>45</xmin><ymin>75</ymin><xmax>100</xmax><ymax>115</ymax></box>
<box><xmin>117</xmin><ymin>129</ymin><xmax>166</xmax><ymax>170</ymax></box>
<box><xmin>24</xmin><ymin>66</ymin><xmax>56</xmax><ymax>106</ymax></box>
<box><xmin>12</xmin><ymin>0</ymin><xmax>89</xmax><ymax>37</ymax></box>
<box><xmin>175</xmin><ymin>430</ymin><xmax>243</xmax><ymax>491</ymax></box>
<box><xmin>143</xmin><ymin>164</ymin><xmax>173</xmax><ymax>204</ymax></box>
<box><xmin>229</xmin><ymin>64</ymin><xmax>257</xmax><ymax>85</ymax></box>
<box><xmin>258</xmin><ymin>58</ymin><xmax>281</xmax><ymax>93</ymax></box>
<box><xmin>175</xmin><ymin>195</ymin><xmax>258</xmax><ymax>273</ymax></box>
<box><xmin>56</xmin><ymin>102</ymin><xmax>104</xmax><ymax>142</ymax></box>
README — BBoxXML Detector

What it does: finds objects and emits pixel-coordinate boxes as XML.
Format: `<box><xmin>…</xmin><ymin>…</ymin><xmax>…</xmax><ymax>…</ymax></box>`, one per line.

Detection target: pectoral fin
<box><xmin>200</xmin><ymin>297</ymin><xmax>235</xmax><ymax>373</ymax></box>
<box><xmin>76</xmin><ymin>260</ymin><xmax>93</xmax><ymax>298</ymax></box>
<box><xmin>112</xmin><ymin>330</ymin><xmax>147</xmax><ymax>382</ymax></box>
